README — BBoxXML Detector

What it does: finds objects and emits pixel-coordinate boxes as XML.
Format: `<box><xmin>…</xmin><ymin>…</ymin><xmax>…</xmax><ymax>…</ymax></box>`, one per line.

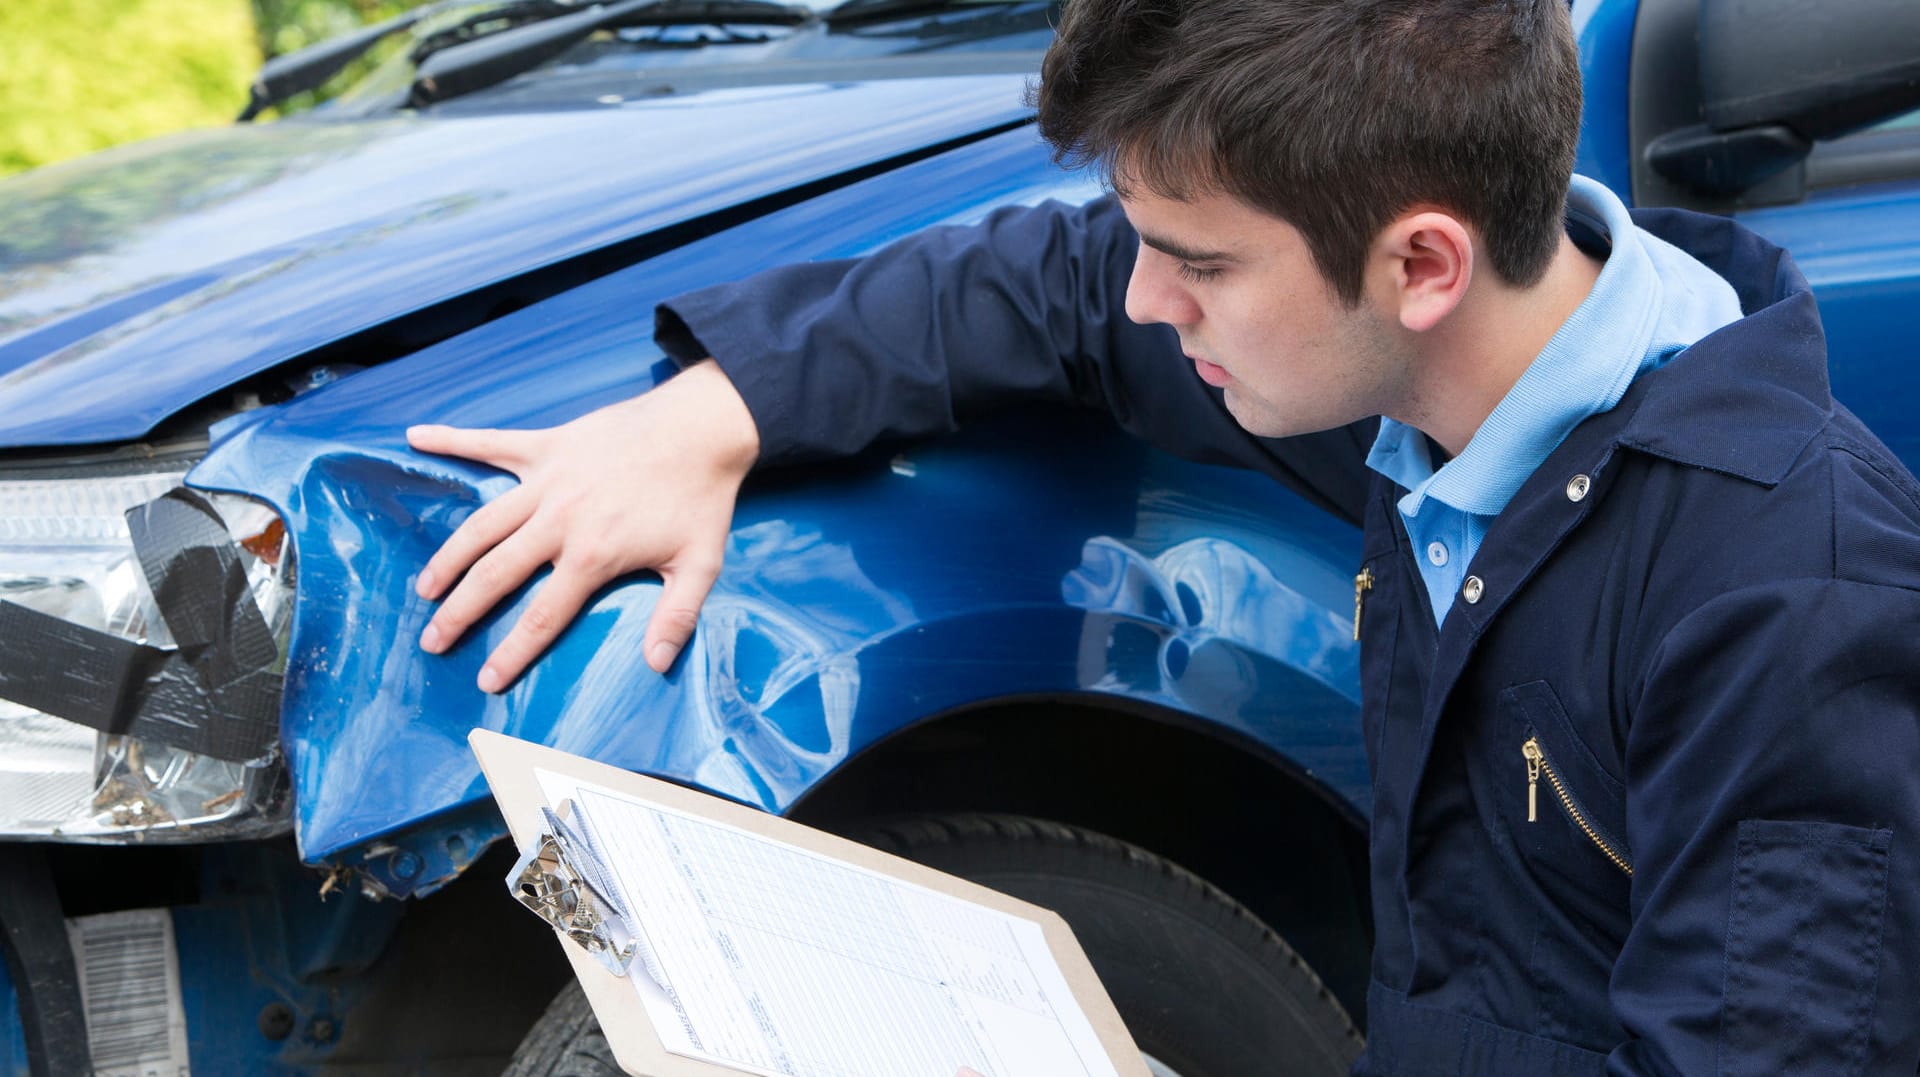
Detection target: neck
<box><xmin>1400</xmin><ymin>234</ymin><xmax>1603</xmax><ymax>457</ymax></box>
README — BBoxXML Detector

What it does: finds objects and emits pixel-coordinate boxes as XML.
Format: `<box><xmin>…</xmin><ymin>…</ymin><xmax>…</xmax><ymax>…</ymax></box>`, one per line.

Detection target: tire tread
<box><xmin>851</xmin><ymin>814</ymin><xmax>1364</xmax><ymax>1060</ymax></box>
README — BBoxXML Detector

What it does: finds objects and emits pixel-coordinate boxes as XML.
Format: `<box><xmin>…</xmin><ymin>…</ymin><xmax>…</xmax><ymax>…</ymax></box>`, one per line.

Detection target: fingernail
<box><xmin>420</xmin><ymin>624</ymin><xmax>443</xmax><ymax>653</ymax></box>
<box><xmin>648</xmin><ymin>642</ymin><xmax>677</xmax><ymax>671</ymax></box>
<box><xmin>478</xmin><ymin>666</ymin><xmax>503</xmax><ymax>693</ymax></box>
<box><xmin>416</xmin><ymin>569</ymin><xmax>437</xmax><ymax>598</ymax></box>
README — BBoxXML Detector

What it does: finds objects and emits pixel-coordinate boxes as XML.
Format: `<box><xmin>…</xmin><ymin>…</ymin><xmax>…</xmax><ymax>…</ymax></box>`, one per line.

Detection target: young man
<box><xmin>409</xmin><ymin>0</ymin><xmax>1920</xmax><ymax>1070</ymax></box>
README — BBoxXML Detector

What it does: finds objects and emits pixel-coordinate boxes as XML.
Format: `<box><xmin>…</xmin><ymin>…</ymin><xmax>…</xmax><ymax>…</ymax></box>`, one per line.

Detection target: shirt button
<box><xmin>1566</xmin><ymin>474</ymin><xmax>1591</xmax><ymax>502</ymax></box>
<box><xmin>1426</xmin><ymin>541</ymin><xmax>1449</xmax><ymax>567</ymax></box>
<box><xmin>1462</xmin><ymin>575</ymin><xmax>1485</xmax><ymax>604</ymax></box>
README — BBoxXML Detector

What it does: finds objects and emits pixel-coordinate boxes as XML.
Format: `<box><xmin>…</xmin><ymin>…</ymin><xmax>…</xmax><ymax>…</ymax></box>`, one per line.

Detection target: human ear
<box><xmin>1376</xmin><ymin>211</ymin><xmax>1472</xmax><ymax>333</ymax></box>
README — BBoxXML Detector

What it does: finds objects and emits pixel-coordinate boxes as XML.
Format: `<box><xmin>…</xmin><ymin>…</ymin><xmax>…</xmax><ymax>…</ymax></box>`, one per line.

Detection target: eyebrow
<box><xmin>1136</xmin><ymin>229</ymin><xmax>1238</xmax><ymax>265</ymax></box>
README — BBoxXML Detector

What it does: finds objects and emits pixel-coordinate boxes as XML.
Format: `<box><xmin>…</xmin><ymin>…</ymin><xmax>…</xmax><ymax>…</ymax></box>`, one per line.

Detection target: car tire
<box><xmin>505</xmin><ymin>813</ymin><xmax>1362</xmax><ymax>1077</ymax></box>
<box><xmin>504</xmin><ymin>979</ymin><xmax>622</xmax><ymax>1077</ymax></box>
<box><xmin>853</xmin><ymin>814</ymin><xmax>1362</xmax><ymax>1077</ymax></box>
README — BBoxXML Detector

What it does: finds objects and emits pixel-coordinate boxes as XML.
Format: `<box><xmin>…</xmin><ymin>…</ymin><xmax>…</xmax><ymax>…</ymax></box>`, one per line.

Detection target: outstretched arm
<box><xmin>657</xmin><ymin>195</ymin><xmax>1372</xmax><ymax>521</ymax></box>
<box><xmin>413</xmin><ymin>196</ymin><xmax>1371</xmax><ymax>692</ymax></box>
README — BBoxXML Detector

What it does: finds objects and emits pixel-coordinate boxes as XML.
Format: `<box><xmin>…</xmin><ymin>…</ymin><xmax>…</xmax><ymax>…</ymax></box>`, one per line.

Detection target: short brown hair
<box><xmin>1035</xmin><ymin>0</ymin><xmax>1583</xmax><ymax>304</ymax></box>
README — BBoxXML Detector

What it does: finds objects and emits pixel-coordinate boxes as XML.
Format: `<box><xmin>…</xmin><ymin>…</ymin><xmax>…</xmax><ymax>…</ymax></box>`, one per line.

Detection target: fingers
<box><xmin>410</xmin><ymin>398</ymin><xmax>745</xmax><ymax>689</ymax></box>
<box><xmin>477</xmin><ymin>565</ymin><xmax>605</xmax><ymax>693</ymax></box>
<box><xmin>417</xmin><ymin>485</ymin><xmax>536</xmax><ymax>601</ymax></box>
<box><xmin>644</xmin><ymin>556</ymin><xmax>722</xmax><ymax>673</ymax></box>
<box><xmin>407</xmin><ymin>423</ymin><xmax>535</xmax><ymax>471</ymax></box>
<box><xmin>420</xmin><ymin>525</ymin><xmax>551</xmax><ymax>658</ymax></box>
<box><xmin>460</xmin><ymin>549</ymin><xmax>722</xmax><ymax>690</ymax></box>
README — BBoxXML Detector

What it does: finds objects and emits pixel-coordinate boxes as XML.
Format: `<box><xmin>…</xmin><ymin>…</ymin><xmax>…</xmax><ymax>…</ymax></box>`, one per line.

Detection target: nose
<box><xmin>1124</xmin><ymin>244</ymin><xmax>1199</xmax><ymax>328</ymax></box>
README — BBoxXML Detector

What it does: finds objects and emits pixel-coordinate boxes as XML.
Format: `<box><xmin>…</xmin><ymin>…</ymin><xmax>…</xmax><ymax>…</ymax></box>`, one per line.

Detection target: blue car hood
<box><xmin>0</xmin><ymin>74</ymin><xmax>1029</xmax><ymax>448</ymax></box>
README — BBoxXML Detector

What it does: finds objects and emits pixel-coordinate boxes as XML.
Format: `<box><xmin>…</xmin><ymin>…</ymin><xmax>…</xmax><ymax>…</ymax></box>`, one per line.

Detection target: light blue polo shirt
<box><xmin>1365</xmin><ymin>175</ymin><xmax>1746</xmax><ymax>626</ymax></box>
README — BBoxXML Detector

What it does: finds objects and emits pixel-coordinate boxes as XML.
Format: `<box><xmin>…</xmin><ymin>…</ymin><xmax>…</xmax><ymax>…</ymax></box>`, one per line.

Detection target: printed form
<box><xmin>534</xmin><ymin>769</ymin><xmax>1120</xmax><ymax>1077</ymax></box>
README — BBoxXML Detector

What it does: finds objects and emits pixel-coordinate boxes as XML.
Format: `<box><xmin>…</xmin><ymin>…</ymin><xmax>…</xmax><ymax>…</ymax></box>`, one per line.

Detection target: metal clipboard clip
<box><xmin>508</xmin><ymin>800</ymin><xmax>641</xmax><ymax>978</ymax></box>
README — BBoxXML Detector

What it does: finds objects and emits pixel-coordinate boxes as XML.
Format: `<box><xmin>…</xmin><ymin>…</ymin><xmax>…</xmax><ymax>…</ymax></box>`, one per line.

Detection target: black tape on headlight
<box><xmin>0</xmin><ymin>489</ymin><xmax>282</xmax><ymax>763</ymax></box>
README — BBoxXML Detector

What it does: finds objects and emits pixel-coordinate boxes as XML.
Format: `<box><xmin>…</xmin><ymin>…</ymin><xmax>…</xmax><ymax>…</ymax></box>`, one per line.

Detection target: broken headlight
<box><xmin>0</xmin><ymin>452</ymin><xmax>294</xmax><ymax>841</ymax></box>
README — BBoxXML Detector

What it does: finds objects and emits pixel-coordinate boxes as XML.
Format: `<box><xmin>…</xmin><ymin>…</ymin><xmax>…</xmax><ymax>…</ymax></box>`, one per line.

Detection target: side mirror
<box><xmin>1647</xmin><ymin>0</ymin><xmax>1920</xmax><ymax>198</ymax></box>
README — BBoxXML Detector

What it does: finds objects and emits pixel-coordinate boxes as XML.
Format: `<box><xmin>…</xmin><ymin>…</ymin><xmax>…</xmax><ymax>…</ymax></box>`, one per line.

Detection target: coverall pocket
<box><xmin>1495</xmin><ymin>681</ymin><xmax>1630</xmax><ymax>887</ymax></box>
<box><xmin>1720</xmin><ymin>818</ymin><xmax>1892</xmax><ymax>1077</ymax></box>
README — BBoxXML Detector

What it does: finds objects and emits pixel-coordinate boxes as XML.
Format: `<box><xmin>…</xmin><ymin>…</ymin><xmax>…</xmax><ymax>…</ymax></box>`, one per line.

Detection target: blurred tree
<box><xmin>0</xmin><ymin>0</ymin><xmax>436</xmax><ymax>180</ymax></box>
<box><xmin>0</xmin><ymin>0</ymin><xmax>259</xmax><ymax>177</ymax></box>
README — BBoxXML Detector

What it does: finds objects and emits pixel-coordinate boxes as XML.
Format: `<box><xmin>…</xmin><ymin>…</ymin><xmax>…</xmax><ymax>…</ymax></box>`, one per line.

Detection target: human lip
<box><xmin>1190</xmin><ymin>355</ymin><xmax>1233</xmax><ymax>388</ymax></box>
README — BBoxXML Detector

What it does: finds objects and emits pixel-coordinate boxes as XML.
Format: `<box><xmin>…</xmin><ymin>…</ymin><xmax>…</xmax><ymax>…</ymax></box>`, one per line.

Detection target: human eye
<box><xmin>1177</xmin><ymin>261</ymin><xmax>1224</xmax><ymax>284</ymax></box>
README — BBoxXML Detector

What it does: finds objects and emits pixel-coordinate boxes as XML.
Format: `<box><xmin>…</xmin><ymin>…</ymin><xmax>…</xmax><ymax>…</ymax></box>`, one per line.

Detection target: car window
<box><xmin>1870</xmin><ymin>109</ymin><xmax>1920</xmax><ymax>133</ymax></box>
<box><xmin>1805</xmin><ymin>105</ymin><xmax>1920</xmax><ymax>194</ymax></box>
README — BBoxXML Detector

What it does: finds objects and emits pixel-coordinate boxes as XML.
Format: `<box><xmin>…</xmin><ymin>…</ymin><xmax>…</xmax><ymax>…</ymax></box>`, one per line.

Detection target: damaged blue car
<box><xmin>2</xmin><ymin>0</ymin><xmax>1918</xmax><ymax>1073</ymax></box>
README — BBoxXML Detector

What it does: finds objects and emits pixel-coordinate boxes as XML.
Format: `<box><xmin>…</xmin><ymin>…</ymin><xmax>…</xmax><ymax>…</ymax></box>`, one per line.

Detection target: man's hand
<box><xmin>407</xmin><ymin>359</ymin><xmax>759</xmax><ymax>692</ymax></box>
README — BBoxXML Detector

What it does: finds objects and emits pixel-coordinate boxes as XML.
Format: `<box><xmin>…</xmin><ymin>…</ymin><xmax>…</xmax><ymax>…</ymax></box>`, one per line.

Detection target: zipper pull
<box><xmin>1353</xmin><ymin>568</ymin><xmax>1374</xmax><ymax>642</ymax></box>
<box><xmin>1522</xmin><ymin>738</ymin><xmax>1543</xmax><ymax>823</ymax></box>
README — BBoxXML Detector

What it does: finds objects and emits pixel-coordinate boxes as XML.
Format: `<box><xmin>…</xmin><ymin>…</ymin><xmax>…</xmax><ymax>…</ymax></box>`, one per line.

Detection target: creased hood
<box><xmin>0</xmin><ymin>74</ymin><xmax>1029</xmax><ymax>448</ymax></box>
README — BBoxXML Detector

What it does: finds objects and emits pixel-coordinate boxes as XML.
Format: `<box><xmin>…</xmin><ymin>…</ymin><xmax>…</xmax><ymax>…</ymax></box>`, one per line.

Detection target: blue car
<box><xmin>1</xmin><ymin>0</ymin><xmax>1915</xmax><ymax>1073</ymax></box>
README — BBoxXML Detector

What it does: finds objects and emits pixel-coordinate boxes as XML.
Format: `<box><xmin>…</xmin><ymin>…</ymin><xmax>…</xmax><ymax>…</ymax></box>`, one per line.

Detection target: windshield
<box><xmin>269</xmin><ymin>0</ymin><xmax>1052</xmax><ymax>120</ymax></box>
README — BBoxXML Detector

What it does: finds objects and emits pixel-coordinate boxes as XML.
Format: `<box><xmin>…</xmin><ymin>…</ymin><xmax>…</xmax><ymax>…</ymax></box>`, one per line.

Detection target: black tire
<box><xmin>854</xmin><ymin>815</ymin><xmax>1361</xmax><ymax>1077</ymax></box>
<box><xmin>506</xmin><ymin>814</ymin><xmax>1362</xmax><ymax>1077</ymax></box>
<box><xmin>504</xmin><ymin>978</ymin><xmax>622</xmax><ymax>1077</ymax></box>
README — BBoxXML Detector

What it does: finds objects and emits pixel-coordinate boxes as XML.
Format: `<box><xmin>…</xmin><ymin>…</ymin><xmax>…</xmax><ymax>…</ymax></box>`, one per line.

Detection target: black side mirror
<box><xmin>1647</xmin><ymin>0</ymin><xmax>1920</xmax><ymax>198</ymax></box>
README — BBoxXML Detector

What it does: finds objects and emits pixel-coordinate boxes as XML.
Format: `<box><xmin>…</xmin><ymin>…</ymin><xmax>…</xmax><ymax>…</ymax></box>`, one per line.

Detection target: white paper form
<box><xmin>534</xmin><ymin>768</ymin><xmax>1120</xmax><ymax>1077</ymax></box>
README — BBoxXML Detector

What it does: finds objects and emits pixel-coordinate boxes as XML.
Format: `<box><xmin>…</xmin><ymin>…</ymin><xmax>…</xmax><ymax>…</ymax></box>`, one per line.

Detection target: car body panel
<box><xmin>1571</xmin><ymin>0</ymin><xmax>1638</xmax><ymax>201</ymax></box>
<box><xmin>1737</xmin><ymin>181</ymin><xmax>1920</xmax><ymax>473</ymax></box>
<box><xmin>191</xmin><ymin>128</ymin><xmax>1369</xmax><ymax>873</ymax></box>
<box><xmin>0</xmin><ymin>73</ymin><xmax>1029</xmax><ymax>447</ymax></box>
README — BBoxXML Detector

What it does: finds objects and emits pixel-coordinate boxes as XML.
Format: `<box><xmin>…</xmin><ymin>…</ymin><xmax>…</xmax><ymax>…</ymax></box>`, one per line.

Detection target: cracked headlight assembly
<box><xmin>0</xmin><ymin>451</ymin><xmax>294</xmax><ymax>841</ymax></box>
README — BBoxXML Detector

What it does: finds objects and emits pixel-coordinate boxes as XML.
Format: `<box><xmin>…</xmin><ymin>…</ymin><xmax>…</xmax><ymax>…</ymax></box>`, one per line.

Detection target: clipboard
<box><xmin>470</xmin><ymin>728</ymin><xmax>1149</xmax><ymax>1077</ymax></box>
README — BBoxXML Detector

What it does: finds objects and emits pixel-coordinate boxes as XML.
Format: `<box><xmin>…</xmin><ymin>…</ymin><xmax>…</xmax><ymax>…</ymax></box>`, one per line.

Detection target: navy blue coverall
<box><xmin>656</xmin><ymin>196</ymin><xmax>1920</xmax><ymax>1074</ymax></box>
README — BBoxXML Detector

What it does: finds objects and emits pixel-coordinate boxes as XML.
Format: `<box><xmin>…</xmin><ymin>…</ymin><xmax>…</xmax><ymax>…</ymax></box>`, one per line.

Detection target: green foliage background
<box><xmin>251</xmin><ymin>0</ymin><xmax>428</xmax><ymax>60</ymax></box>
<box><xmin>0</xmin><ymin>0</ymin><xmax>427</xmax><ymax>179</ymax></box>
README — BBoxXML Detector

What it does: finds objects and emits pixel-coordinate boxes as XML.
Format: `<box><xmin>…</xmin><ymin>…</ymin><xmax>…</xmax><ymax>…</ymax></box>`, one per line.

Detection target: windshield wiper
<box><xmin>408</xmin><ymin>0</ymin><xmax>814</xmax><ymax>107</ymax></box>
<box><xmin>237</xmin><ymin>0</ymin><xmax>570</xmax><ymax>121</ymax></box>
<box><xmin>822</xmin><ymin>0</ymin><xmax>1030</xmax><ymax>27</ymax></box>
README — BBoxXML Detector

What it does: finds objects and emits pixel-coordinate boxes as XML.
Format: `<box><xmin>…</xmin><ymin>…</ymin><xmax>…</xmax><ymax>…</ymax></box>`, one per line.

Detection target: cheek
<box><xmin>1212</xmin><ymin>294</ymin><xmax>1303</xmax><ymax>360</ymax></box>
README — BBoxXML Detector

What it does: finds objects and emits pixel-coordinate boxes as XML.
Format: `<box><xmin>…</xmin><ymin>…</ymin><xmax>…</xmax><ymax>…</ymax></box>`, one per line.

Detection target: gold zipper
<box><xmin>1353</xmin><ymin>567</ymin><xmax>1374</xmax><ymax>641</ymax></box>
<box><xmin>1521</xmin><ymin>737</ymin><xmax>1633</xmax><ymax>876</ymax></box>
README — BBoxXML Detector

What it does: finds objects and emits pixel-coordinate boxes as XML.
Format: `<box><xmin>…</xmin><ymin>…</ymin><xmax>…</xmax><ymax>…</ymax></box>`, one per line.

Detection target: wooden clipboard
<box><xmin>470</xmin><ymin>728</ymin><xmax>1148</xmax><ymax>1077</ymax></box>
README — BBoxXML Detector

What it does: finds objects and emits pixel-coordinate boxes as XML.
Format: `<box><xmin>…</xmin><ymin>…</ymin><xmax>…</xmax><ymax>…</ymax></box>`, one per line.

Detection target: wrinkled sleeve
<box><xmin>1607</xmin><ymin>577</ymin><xmax>1920</xmax><ymax>1076</ymax></box>
<box><xmin>654</xmin><ymin>194</ymin><xmax>1373</xmax><ymax>526</ymax></box>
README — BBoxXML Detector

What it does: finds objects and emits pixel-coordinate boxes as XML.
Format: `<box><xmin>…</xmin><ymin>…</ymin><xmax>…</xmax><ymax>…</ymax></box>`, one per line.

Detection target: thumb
<box><xmin>644</xmin><ymin>560</ymin><xmax>720</xmax><ymax>673</ymax></box>
<box><xmin>958</xmin><ymin>1069</ymin><xmax>987</xmax><ymax>1077</ymax></box>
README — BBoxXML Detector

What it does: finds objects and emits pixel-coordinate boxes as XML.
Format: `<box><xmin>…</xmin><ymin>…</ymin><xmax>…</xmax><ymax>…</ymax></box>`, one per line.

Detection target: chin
<box><xmin>1223</xmin><ymin>390</ymin><xmax>1351</xmax><ymax>440</ymax></box>
<box><xmin>1220</xmin><ymin>392</ymin><xmax>1293</xmax><ymax>438</ymax></box>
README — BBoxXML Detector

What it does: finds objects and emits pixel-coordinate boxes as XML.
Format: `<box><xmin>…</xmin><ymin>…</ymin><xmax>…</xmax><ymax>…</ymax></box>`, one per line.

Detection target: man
<box><xmin>408</xmin><ymin>0</ymin><xmax>1920</xmax><ymax>1071</ymax></box>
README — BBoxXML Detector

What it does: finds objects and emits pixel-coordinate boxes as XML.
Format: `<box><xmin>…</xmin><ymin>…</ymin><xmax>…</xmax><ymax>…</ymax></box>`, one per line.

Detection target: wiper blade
<box><xmin>236</xmin><ymin>0</ymin><xmax>567</xmax><ymax>121</ymax></box>
<box><xmin>239</xmin><ymin>4</ymin><xmax>440</xmax><ymax>121</ymax></box>
<box><xmin>823</xmin><ymin>0</ymin><xmax>1028</xmax><ymax>27</ymax></box>
<box><xmin>409</xmin><ymin>0</ymin><xmax>813</xmax><ymax>107</ymax></box>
